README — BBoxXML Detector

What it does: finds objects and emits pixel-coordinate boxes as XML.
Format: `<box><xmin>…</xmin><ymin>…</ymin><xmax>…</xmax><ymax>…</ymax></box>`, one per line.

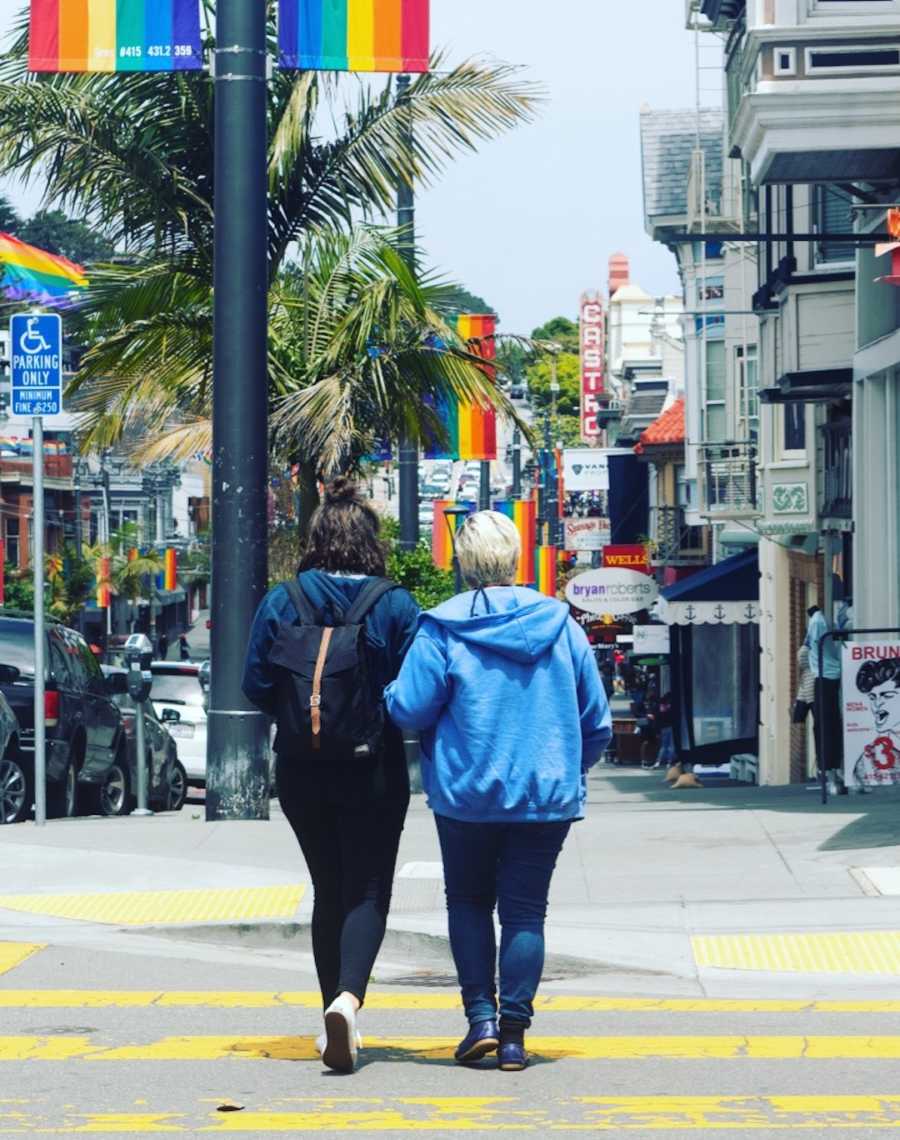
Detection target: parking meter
<box><xmin>124</xmin><ymin>634</ymin><xmax>154</xmax><ymax>816</ymax></box>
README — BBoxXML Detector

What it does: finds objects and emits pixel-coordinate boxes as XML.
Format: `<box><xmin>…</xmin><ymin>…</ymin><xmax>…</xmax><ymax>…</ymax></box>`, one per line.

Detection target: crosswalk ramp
<box><xmin>2</xmin><ymin>945</ymin><xmax>900</xmax><ymax>1131</ymax></box>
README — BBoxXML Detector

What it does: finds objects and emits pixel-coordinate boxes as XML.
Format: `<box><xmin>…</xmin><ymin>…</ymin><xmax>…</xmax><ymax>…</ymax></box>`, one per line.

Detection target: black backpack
<box><xmin>268</xmin><ymin>577</ymin><xmax>396</xmax><ymax>757</ymax></box>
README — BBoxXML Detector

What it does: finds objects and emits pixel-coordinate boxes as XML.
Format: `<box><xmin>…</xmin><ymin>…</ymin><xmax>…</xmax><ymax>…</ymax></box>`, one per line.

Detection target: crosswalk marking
<box><xmin>5</xmin><ymin>1096</ymin><xmax>900</xmax><ymax>1131</ymax></box>
<box><xmin>0</xmin><ymin>885</ymin><xmax>305</xmax><ymax>926</ymax></box>
<box><xmin>0</xmin><ymin>942</ymin><xmax>43</xmax><ymax>976</ymax></box>
<box><xmin>3</xmin><ymin>1034</ymin><xmax>900</xmax><ymax>1062</ymax></box>
<box><xmin>3</xmin><ymin>990</ymin><xmax>900</xmax><ymax>1012</ymax></box>
<box><xmin>693</xmin><ymin>931</ymin><xmax>900</xmax><ymax>974</ymax></box>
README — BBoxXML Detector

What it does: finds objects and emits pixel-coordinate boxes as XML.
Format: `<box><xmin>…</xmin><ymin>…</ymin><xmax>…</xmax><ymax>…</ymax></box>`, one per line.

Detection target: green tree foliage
<box><xmin>444</xmin><ymin>287</ymin><xmax>496</xmax><ymax>319</ymax></box>
<box><xmin>0</xmin><ymin>194</ymin><xmax>21</xmax><ymax>232</ymax></box>
<box><xmin>525</xmin><ymin>352</ymin><xmax>581</xmax><ymax>416</ymax></box>
<box><xmin>386</xmin><ymin>541</ymin><xmax>456</xmax><ymax>610</ymax></box>
<box><xmin>531</xmin><ymin>316</ymin><xmax>579</xmax><ymax>355</ymax></box>
<box><xmin>17</xmin><ymin>208</ymin><xmax>114</xmax><ymax>264</ymax></box>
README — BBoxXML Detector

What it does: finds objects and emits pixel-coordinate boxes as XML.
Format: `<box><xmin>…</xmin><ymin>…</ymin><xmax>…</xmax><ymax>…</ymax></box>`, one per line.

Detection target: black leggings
<box><xmin>276</xmin><ymin>752</ymin><xmax>408</xmax><ymax>1009</ymax></box>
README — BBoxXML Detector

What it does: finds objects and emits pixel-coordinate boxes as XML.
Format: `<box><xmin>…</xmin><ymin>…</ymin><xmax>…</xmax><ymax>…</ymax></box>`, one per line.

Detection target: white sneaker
<box><xmin>316</xmin><ymin>1028</ymin><xmax>362</xmax><ymax>1056</ymax></box>
<box><xmin>322</xmin><ymin>995</ymin><xmax>360</xmax><ymax>1072</ymax></box>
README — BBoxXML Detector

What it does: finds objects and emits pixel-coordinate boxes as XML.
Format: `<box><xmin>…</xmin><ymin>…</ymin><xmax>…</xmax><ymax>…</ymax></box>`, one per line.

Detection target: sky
<box><xmin>0</xmin><ymin>1</ymin><xmax>709</xmax><ymax>335</ymax></box>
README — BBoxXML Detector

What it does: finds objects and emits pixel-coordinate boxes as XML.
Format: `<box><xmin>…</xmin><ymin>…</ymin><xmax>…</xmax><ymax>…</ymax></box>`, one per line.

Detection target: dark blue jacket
<box><xmin>242</xmin><ymin>570</ymin><xmax>420</xmax><ymax>720</ymax></box>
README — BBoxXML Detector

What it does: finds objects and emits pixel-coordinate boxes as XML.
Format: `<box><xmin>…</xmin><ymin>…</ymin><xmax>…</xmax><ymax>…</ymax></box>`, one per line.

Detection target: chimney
<box><xmin>608</xmin><ymin>253</ymin><xmax>630</xmax><ymax>299</ymax></box>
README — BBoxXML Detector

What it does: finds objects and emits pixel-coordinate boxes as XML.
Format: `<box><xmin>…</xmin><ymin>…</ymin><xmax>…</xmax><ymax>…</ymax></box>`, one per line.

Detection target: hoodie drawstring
<box><xmin>470</xmin><ymin>587</ymin><xmax>492</xmax><ymax>617</ymax></box>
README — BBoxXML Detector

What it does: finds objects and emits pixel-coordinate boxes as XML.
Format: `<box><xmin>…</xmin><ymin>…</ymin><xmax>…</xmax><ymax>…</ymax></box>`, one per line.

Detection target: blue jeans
<box><xmin>434</xmin><ymin>814</ymin><xmax>572</xmax><ymax>1028</ymax></box>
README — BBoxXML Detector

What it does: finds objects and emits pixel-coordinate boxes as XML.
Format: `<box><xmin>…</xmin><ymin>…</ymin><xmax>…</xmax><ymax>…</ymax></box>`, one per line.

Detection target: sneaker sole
<box><xmin>322</xmin><ymin>1010</ymin><xmax>356</xmax><ymax>1073</ymax></box>
<box><xmin>455</xmin><ymin>1038</ymin><xmax>499</xmax><ymax>1065</ymax></box>
<box><xmin>499</xmin><ymin>1058</ymin><xmax>528</xmax><ymax>1072</ymax></box>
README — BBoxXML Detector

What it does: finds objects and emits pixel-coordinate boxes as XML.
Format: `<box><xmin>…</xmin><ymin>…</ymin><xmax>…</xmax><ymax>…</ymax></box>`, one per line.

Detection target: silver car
<box><xmin>149</xmin><ymin>662</ymin><xmax>208</xmax><ymax>786</ymax></box>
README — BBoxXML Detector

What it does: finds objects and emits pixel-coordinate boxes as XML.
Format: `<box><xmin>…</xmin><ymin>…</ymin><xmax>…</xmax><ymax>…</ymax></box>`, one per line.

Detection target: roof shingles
<box><xmin>635</xmin><ymin>398</ymin><xmax>685</xmax><ymax>455</ymax></box>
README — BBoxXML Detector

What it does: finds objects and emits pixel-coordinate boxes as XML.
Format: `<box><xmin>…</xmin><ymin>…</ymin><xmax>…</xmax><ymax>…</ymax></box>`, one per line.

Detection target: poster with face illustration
<box><xmin>843</xmin><ymin>643</ymin><xmax>900</xmax><ymax>789</ymax></box>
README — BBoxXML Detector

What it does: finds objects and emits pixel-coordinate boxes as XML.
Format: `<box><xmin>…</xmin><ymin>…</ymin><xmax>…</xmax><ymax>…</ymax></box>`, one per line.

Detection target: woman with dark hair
<box><xmin>242</xmin><ymin>478</ymin><xmax>419</xmax><ymax>1073</ymax></box>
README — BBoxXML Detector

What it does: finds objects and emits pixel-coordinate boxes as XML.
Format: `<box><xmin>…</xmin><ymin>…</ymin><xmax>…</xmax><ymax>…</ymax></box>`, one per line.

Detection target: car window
<box><xmin>0</xmin><ymin>622</ymin><xmax>38</xmax><ymax>679</ymax></box>
<box><xmin>150</xmin><ymin>671</ymin><xmax>204</xmax><ymax>707</ymax></box>
<box><xmin>60</xmin><ymin>631</ymin><xmax>88</xmax><ymax>690</ymax></box>
<box><xmin>76</xmin><ymin>637</ymin><xmax>105</xmax><ymax>692</ymax></box>
<box><xmin>48</xmin><ymin>634</ymin><xmax>70</xmax><ymax>686</ymax></box>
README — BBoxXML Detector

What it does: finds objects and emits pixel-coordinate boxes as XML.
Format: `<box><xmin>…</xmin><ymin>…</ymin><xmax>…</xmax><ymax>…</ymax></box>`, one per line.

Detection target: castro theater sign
<box><xmin>580</xmin><ymin>291</ymin><xmax>605</xmax><ymax>443</ymax></box>
<box><xmin>565</xmin><ymin>568</ymin><xmax>659</xmax><ymax>617</ymax></box>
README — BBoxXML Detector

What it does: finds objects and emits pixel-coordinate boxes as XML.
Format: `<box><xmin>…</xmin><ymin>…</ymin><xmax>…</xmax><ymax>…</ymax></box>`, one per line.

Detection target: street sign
<box><xmin>565</xmin><ymin>567</ymin><xmax>659</xmax><ymax>616</ymax></box>
<box><xmin>633</xmin><ymin>624</ymin><xmax>671</xmax><ymax>655</ymax></box>
<box><xmin>10</xmin><ymin>313</ymin><xmax>63</xmax><ymax>416</ymax></box>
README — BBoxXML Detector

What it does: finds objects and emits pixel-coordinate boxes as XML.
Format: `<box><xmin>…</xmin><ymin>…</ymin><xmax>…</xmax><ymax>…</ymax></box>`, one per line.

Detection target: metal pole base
<box><xmin>205</xmin><ymin>709</ymin><xmax>271</xmax><ymax>821</ymax></box>
<box><xmin>131</xmin><ymin>808</ymin><xmax>154</xmax><ymax>818</ymax></box>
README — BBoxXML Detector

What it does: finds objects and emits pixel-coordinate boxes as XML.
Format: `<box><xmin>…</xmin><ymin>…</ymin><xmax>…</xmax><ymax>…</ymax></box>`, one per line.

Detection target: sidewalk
<box><xmin>3</xmin><ymin>766</ymin><xmax>900</xmax><ymax>997</ymax></box>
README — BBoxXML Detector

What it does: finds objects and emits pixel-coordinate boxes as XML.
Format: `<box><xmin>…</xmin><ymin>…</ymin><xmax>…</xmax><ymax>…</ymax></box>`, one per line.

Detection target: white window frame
<box><xmin>804</xmin><ymin>43</ymin><xmax>900</xmax><ymax>76</ymax></box>
<box><xmin>808</xmin><ymin>0</ymin><xmax>900</xmax><ymax>16</ymax></box>
<box><xmin>773</xmin><ymin>46</ymin><xmax>798</xmax><ymax>76</ymax></box>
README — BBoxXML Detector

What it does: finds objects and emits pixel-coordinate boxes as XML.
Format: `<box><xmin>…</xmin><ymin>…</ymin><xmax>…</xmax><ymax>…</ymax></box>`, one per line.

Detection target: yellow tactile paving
<box><xmin>0</xmin><ymin>942</ymin><xmax>43</xmax><ymax>976</ymax></box>
<box><xmin>693</xmin><ymin>930</ymin><xmax>900</xmax><ymax>975</ymax></box>
<box><xmin>3</xmin><ymin>991</ymin><xmax>900</xmax><ymax>1013</ymax></box>
<box><xmin>0</xmin><ymin>885</ymin><xmax>304</xmax><ymax>927</ymax></box>
<box><xmin>7</xmin><ymin>1097</ymin><xmax>900</xmax><ymax>1131</ymax></box>
<box><xmin>3</xmin><ymin>1034</ymin><xmax>900</xmax><ymax>1062</ymax></box>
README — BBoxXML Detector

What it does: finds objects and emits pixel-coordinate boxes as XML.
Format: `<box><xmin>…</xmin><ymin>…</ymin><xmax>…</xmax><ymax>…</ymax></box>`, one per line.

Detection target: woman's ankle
<box><xmin>338</xmin><ymin>991</ymin><xmax>361</xmax><ymax>1012</ymax></box>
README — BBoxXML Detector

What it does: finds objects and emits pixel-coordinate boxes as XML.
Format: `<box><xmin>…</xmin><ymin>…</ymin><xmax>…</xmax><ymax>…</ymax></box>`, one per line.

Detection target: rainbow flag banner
<box><xmin>96</xmin><ymin>556</ymin><xmax>111</xmax><ymax>609</ymax></box>
<box><xmin>494</xmin><ymin>500</ymin><xmax>536</xmax><ymax>587</ymax></box>
<box><xmin>0</xmin><ymin>233</ymin><xmax>87</xmax><ymax>307</ymax></box>
<box><xmin>536</xmin><ymin>545</ymin><xmax>558</xmax><ymax>598</ymax></box>
<box><xmin>164</xmin><ymin>548</ymin><xmax>178</xmax><ymax>591</ymax></box>
<box><xmin>426</xmin><ymin>314</ymin><xmax>498</xmax><ymax>461</ymax></box>
<box><xmin>431</xmin><ymin>499</ymin><xmax>474</xmax><ymax>573</ymax></box>
<box><xmin>29</xmin><ymin>0</ymin><xmax>204</xmax><ymax>73</ymax></box>
<box><xmin>280</xmin><ymin>0</ymin><xmax>429</xmax><ymax>73</ymax></box>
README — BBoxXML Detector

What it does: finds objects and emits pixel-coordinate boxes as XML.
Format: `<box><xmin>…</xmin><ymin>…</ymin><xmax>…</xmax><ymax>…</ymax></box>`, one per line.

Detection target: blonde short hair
<box><xmin>455</xmin><ymin>510</ymin><xmax>520</xmax><ymax>587</ymax></box>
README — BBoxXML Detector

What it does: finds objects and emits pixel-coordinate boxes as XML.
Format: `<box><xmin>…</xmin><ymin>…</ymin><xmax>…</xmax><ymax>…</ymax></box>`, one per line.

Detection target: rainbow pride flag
<box><xmin>29</xmin><ymin>0</ymin><xmax>204</xmax><ymax>73</ymax></box>
<box><xmin>536</xmin><ymin>545</ymin><xmax>558</xmax><ymax>598</ymax></box>
<box><xmin>0</xmin><ymin>233</ymin><xmax>88</xmax><ymax>307</ymax></box>
<box><xmin>494</xmin><ymin>500</ymin><xmax>536</xmax><ymax>587</ymax></box>
<box><xmin>431</xmin><ymin>499</ymin><xmax>474</xmax><ymax>573</ymax></box>
<box><xmin>164</xmin><ymin>548</ymin><xmax>177</xmax><ymax>591</ymax></box>
<box><xmin>426</xmin><ymin>314</ymin><xmax>498</xmax><ymax>461</ymax></box>
<box><xmin>280</xmin><ymin>0</ymin><xmax>429</xmax><ymax>73</ymax></box>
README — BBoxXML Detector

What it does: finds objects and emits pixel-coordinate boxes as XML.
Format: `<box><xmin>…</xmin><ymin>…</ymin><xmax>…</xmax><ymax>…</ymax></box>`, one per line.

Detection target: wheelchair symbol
<box><xmin>19</xmin><ymin>317</ymin><xmax>53</xmax><ymax>356</ymax></box>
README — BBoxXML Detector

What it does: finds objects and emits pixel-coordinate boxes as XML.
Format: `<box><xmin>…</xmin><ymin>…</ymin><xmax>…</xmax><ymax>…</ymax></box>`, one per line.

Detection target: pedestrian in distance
<box><xmin>242</xmin><ymin>478</ymin><xmax>419</xmax><ymax>1074</ymax></box>
<box><xmin>385</xmin><ymin>511</ymin><xmax>611</xmax><ymax>1072</ymax></box>
<box><xmin>157</xmin><ymin>631</ymin><xmax>169</xmax><ymax>661</ymax></box>
<box><xmin>178</xmin><ymin>633</ymin><xmax>191</xmax><ymax>661</ymax></box>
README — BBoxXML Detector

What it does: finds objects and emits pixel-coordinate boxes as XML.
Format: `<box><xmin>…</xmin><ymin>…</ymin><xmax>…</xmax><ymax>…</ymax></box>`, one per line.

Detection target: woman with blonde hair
<box><xmin>385</xmin><ymin>510</ymin><xmax>611</xmax><ymax>1071</ymax></box>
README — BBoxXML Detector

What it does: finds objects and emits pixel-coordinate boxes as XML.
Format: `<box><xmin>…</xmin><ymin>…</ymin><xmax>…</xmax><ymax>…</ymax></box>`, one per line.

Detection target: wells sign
<box><xmin>603</xmin><ymin>544</ymin><xmax>650</xmax><ymax>575</ymax></box>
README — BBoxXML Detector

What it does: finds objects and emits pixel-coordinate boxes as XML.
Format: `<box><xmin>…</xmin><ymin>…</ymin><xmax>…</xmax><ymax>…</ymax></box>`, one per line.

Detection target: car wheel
<box><xmin>167</xmin><ymin>760</ymin><xmax>187</xmax><ymax>812</ymax></box>
<box><xmin>47</xmin><ymin>758</ymin><xmax>77</xmax><ymax>819</ymax></box>
<box><xmin>98</xmin><ymin>761</ymin><xmax>130</xmax><ymax>817</ymax></box>
<box><xmin>0</xmin><ymin>751</ymin><xmax>30</xmax><ymax>824</ymax></box>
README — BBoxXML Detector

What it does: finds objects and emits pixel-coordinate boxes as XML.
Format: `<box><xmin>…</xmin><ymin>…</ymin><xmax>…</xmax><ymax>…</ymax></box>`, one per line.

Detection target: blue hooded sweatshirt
<box><xmin>384</xmin><ymin>587</ymin><xmax>612</xmax><ymax>824</ymax></box>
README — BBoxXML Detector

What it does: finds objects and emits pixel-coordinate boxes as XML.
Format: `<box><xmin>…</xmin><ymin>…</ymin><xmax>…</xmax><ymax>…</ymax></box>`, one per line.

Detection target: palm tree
<box><xmin>0</xmin><ymin>12</ymin><xmax>540</xmax><ymax>482</ymax></box>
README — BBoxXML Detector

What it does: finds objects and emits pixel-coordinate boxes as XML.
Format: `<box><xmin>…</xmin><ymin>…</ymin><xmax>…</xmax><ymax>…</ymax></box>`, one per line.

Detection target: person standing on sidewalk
<box><xmin>806</xmin><ymin>605</ymin><xmax>845</xmax><ymax>794</ymax></box>
<box><xmin>242</xmin><ymin>478</ymin><xmax>419</xmax><ymax>1073</ymax></box>
<box><xmin>385</xmin><ymin>511</ymin><xmax>611</xmax><ymax>1072</ymax></box>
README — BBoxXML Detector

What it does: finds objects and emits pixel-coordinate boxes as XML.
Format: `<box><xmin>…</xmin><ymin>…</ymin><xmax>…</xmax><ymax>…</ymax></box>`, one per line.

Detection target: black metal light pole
<box><xmin>511</xmin><ymin>428</ymin><xmax>522</xmax><ymax>499</ymax></box>
<box><xmin>206</xmin><ymin>0</ymin><xmax>270</xmax><ymax>821</ymax></box>
<box><xmin>443</xmin><ymin>505</ymin><xmax>469</xmax><ymax>594</ymax></box>
<box><xmin>396</xmin><ymin>74</ymin><xmax>419</xmax><ymax>551</ymax></box>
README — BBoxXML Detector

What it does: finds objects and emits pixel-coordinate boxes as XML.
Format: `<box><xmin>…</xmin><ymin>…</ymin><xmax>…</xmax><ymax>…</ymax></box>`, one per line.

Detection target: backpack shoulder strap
<box><xmin>283</xmin><ymin>578</ymin><xmax>319</xmax><ymax>627</ymax></box>
<box><xmin>343</xmin><ymin>578</ymin><xmax>397</xmax><ymax>627</ymax></box>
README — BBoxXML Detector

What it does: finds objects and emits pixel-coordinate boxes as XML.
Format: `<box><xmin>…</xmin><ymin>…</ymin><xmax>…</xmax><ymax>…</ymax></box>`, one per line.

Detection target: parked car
<box><xmin>101</xmin><ymin>667</ymin><xmax>187</xmax><ymax>812</ymax></box>
<box><xmin>0</xmin><ymin>617</ymin><xmax>128</xmax><ymax>818</ymax></box>
<box><xmin>149</xmin><ymin>662</ymin><xmax>209</xmax><ymax>786</ymax></box>
<box><xmin>0</xmin><ymin>684</ymin><xmax>26</xmax><ymax>824</ymax></box>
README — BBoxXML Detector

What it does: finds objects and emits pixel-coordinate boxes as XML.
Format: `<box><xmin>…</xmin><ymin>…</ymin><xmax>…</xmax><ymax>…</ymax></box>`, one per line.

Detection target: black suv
<box><xmin>0</xmin><ymin>617</ymin><xmax>128</xmax><ymax>818</ymax></box>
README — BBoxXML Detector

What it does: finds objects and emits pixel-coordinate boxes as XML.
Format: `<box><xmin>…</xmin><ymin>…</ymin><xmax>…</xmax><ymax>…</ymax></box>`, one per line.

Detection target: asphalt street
<box><xmin>1</xmin><ymin>767</ymin><xmax>900</xmax><ymax>1135</ymax></box>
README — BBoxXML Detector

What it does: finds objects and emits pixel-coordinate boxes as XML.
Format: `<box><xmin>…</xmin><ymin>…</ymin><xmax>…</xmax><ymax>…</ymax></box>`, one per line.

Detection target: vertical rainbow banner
<box><xmin>426</xmin><ymin>315</ymin><xmax>498</xmax><ymax>461</ymax></box>
<box><xmin>29</xmin><ymin>0</ymin><xmax>204</xmax><ymax>73</ymax></box>
<box><xmin>0</xmin><ymin>540</ymin><xmax>5</xmax><ymax>606</ymax></box>
<box><xmin>280</xmin><ymin>0</ymin><xmax>429</xmax><ymax>73</ymax></box>
<box><xmin>96</xmin><ymin>556</ymin><xmax>111</xmax><ymax>609</ymax></box>
<box><xmin>536</xmin><ymin>545</ymin><xmax>558</xmax><ymax>598</ymax></box>
<box><xmin>494</xmin><ymin>500</ymin><xmax>536</xmax><ymax>586</ymax></box>
<box><xmin>164</xmin><ymin>548</ymin><xmax>177</xmax><ymax>591</ymax></box>
<box><xmin>431</xmin><ymin>500</ymin><xmax>474</xmax><ymax>573</ymax></box>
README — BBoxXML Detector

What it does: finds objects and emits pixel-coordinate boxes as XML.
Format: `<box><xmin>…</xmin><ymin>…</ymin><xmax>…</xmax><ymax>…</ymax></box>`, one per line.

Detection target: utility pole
<box><xmin>396</xmin><ymin>74</ymin><xmax>419</xmax><ymax>551</ymax></box>
<box><xmin>512</xmin><ymin>428</ymin><xmax>522</xmax><ymax>499</ymax></box>
<box><xmin>206</xmin><ymin>0</ymin><xmax>270</xmax><ymax>822</ymax></box>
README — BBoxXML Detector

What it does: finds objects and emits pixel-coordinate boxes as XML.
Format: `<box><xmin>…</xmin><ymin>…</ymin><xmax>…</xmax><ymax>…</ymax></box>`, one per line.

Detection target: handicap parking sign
<box><xmin>10</xmin><ymin>313</ymin><xmax>63</xmax><ymax>416</ymax></box>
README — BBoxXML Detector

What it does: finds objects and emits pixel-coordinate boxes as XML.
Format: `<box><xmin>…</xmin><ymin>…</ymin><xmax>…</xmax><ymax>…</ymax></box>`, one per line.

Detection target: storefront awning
<box><xmin>658</xmin><ymin>549</ymin><xmax>759</xmax><ymax>625</ymax></box>
<box><xmin>759</xmin><ymin>368</ymin><xmax>852</xmax><ymax>405</ymax></box>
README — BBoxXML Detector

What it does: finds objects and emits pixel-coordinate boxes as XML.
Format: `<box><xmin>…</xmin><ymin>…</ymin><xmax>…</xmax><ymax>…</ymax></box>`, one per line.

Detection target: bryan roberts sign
<box><xmin>565</xmin><ymin>568</ymin><xmax>659</xmax><ymax>616</ymax></box>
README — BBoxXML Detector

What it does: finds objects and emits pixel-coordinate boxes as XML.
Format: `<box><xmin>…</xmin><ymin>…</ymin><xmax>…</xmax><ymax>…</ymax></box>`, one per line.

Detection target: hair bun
<box><xmin>324</xmin><ymin>476</ymin><xmax>359</xmax><ymax>506</ymax></box>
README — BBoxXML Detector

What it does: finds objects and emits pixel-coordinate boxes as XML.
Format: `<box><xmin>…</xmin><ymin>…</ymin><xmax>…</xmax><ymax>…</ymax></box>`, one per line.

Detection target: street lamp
<box><xmin>443</xmin><ymin>505</ymin><xmax>470</xmax><ymax>594</ymax></box>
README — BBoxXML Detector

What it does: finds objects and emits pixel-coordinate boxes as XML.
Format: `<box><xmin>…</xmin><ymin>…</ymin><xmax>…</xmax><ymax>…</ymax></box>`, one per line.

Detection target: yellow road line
<box><xmin>3</xmin><ymin>1035</ymin><xmax>900</xmax><ymax>1062</ymax></box>
<box><xmin>7</xmin><ymin>1097</ymin><xmax>900</xmax><ymax>1131</ymax></box>
<box><xmin>0</xmin><ymin>885</ymin><xmax>304</xmax><ymax>927</ymax></box>
<box><xmin>693</xmin><ymin>931</ymin><xmax>900</xmax><ymax>975</ymax></box>
<box><xmin>0</xmin><ymin>943</ymin><xmax>43</xmax><ymax>977</ymax></box>
<box><xmin>4</xmin><ymin>991</ymin><xmax>900</xmax><ymax>1013</ymax></box>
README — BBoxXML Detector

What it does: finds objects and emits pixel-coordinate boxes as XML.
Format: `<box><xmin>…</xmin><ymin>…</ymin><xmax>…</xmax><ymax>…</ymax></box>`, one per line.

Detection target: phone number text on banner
<box><xmin>29</xmin><ymin>0</ymin><xmax>204</xmax><ymax>74</ymax></box>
